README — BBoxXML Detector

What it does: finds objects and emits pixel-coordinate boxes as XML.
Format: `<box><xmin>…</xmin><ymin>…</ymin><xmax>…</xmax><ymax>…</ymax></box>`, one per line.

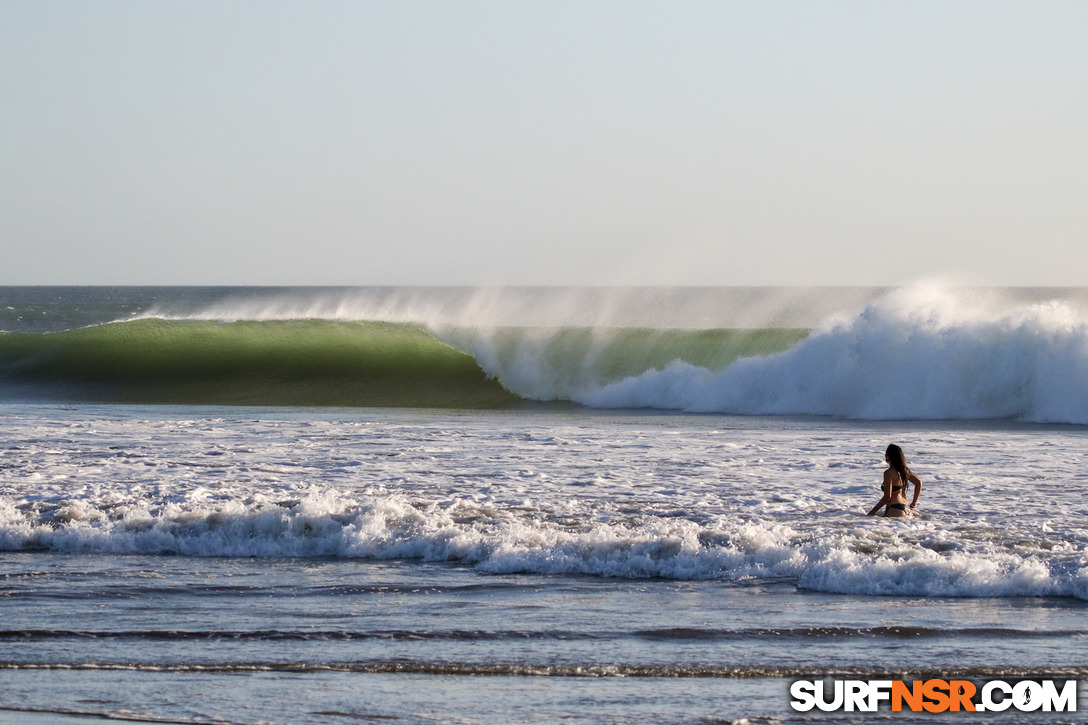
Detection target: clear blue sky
<box><xmin>2</xmin><ymin>1</ymin><xmax>1085</xmax><ymax>285</ymax></box>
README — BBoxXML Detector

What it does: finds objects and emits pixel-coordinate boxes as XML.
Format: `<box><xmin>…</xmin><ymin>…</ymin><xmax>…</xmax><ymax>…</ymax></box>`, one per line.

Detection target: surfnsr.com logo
<box><xmin>790</xmin><ymin>679</ymin><xmax>1078</xmax><ymax>713</ymax></box>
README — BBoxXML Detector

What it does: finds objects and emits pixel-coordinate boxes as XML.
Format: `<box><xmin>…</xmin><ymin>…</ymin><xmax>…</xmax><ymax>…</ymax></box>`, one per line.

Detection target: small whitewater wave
<box><xmin>3</xmin><ymin>488</ymin><xmax>1086</xmax><ymax>601</ymax></box>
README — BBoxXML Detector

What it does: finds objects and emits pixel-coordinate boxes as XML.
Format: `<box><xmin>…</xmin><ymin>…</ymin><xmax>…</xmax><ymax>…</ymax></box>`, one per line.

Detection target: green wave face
<box><xmin>0</xmin><ymin>319</ymin><xmax>517</xmax><ymax>408</ymax></box>
<box><xmin>0</xmin><ymin>319</ymin><xmax>808</xmax><ymax>408</ymax></box>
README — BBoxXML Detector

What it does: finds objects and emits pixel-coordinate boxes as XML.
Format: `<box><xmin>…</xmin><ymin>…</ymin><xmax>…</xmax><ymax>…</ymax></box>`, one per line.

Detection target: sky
<box><xmin>1</xmin><ymin>1</ymin><xmax>1086</xmax><ymax>286</ymax></box>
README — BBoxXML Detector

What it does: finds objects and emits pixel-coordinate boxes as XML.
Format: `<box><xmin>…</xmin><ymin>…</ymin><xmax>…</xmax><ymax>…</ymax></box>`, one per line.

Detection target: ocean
<box><xmin>1</xmin><ymin>285</ymin><xmax>1086</xmax><ymax>724</ymax></box>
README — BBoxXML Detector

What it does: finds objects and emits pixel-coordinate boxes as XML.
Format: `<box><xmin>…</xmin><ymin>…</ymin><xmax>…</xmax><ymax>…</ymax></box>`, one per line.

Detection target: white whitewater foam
<box><xmin>1</xmin><ymin>402</ymin><xmax>1085</xmax><ymax>600</ymax></box>
<box><xmin>3</xmin><ymin>484</ymin><xmax>1086</xmax><ymax>599</ymax></box>
<box><xmin>578</xmin><ymin>283</ymin><xmax>1088</xmax><ymax>423</ymax></box>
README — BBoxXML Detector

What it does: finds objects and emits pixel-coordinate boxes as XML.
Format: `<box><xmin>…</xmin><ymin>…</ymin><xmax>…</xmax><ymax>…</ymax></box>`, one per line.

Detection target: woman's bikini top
<box><xmin>889</xmin><ymin>469</ymin><xmax>907</xmax><ymax>494</ymax></box>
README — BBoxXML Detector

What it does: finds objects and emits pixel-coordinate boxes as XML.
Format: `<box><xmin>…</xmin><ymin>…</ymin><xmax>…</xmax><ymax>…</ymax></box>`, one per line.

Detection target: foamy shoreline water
<box><xmin>2</xmin><ymin>404</ymin><xmax>1086</xmax><ymax>597</ymax></box>
<box><xmin>2</xmin><ymin>404</ymin><xmax>1086</xmax><ymax>723</ymax></box>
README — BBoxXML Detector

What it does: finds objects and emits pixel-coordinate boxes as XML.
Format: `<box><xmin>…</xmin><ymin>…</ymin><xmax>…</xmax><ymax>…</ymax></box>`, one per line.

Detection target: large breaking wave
<box><xmin>3</xmin><ymin>284</ymin><xmax>1088</xmax><ymax>422</ymax></box>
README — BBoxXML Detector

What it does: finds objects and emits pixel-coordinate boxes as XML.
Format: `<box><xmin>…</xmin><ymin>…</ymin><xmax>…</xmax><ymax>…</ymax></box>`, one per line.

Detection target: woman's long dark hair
<box><xmin>885</xmin><ymin>444</ymin><xmax>911</xmax><ymax>487</ymax></box>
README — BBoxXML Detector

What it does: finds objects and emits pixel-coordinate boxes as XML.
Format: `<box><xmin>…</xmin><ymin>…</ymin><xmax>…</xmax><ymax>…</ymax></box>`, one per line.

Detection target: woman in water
<box><xmin>867</xmin><ymin>443</ymin><xmax>922</xmax><ymax>517</ymax></box>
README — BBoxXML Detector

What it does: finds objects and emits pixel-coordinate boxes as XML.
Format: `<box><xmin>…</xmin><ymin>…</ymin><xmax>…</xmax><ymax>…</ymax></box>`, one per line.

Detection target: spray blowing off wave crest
<box><xmin>579</xmin><ymin>284</ymin><xmax>1088</xmax><ymax>423</ymax></box>
<box><xmin>143</xmin><ymin>286</ymin><xmax>883</xmax><ymax>329</ymax></box>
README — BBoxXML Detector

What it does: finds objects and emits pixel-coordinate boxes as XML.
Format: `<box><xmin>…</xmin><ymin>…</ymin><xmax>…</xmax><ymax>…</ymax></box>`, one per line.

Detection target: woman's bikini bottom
<box><xmin>886</xmin><ymin>502</ymin><xmax>908</xmax><ymax>512</ymax></box>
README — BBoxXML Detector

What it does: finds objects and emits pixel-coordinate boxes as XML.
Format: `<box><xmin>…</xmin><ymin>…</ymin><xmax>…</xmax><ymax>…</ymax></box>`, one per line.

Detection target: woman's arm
<box><xmin>908</xmin><ymin>472</ymin><xmax>922</xmax><ymax>510</ymax></box>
